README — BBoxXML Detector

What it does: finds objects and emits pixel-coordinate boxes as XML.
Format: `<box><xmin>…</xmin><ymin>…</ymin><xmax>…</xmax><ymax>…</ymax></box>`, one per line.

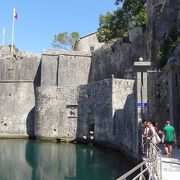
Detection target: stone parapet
<box><xmin>43</xmin><ymin>49</ymin><xmax>91</xmax><ymax>57</ymax></box>
<box><xmin>0</xmin><ymin>46</ymin><xmax>41</xmax><ymax>60</ymax></box>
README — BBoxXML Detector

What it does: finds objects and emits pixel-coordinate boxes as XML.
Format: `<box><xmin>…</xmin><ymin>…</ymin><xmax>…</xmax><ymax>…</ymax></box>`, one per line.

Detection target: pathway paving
<box><xmin>161</xmin><ymin>147</ymin><xmax>180</xmax><ymax>180</ymax></box>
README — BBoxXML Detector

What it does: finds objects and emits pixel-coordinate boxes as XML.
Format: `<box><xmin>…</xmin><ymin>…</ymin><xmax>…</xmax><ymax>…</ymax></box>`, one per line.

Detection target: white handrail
<box><xmin>116</xmin><ymin>140</ymin><xmax>162</xmax><ymax>180</ymax></box>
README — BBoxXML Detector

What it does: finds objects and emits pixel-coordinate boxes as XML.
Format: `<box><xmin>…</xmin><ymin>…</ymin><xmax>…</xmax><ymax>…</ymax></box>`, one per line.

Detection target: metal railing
<box><xmin>116</xmin><ymin>140</ymin><xmax>162</xmax><ymax>180</ymax></box>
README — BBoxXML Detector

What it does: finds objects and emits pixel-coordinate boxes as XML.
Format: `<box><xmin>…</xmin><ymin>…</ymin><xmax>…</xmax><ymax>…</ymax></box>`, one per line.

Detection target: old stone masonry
<box><xmin>0</xmin><ymin>47</ymin><xmax>138</xmax><ymax>160</ymax></box>
<box><xmin>0</xmin><ymin>0</ymin><xmax>180</xmax><ymax>162</ymax></box>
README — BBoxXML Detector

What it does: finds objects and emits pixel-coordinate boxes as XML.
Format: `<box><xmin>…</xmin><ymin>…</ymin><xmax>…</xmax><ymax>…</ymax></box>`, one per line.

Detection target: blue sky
<box><xmin>0</xmin><ymin>0</ymin><xmax>118</xmax><ymax>53</ymax></box>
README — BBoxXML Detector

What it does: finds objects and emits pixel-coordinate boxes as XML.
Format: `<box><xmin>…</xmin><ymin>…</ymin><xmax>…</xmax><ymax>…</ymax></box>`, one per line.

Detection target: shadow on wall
<box><xmin>112</xmin><ymin>93</ymin><xmax>137</xmax><ymax>156</ymax></box>
<box><xmin>33</xmin><ymin>60</ymin><xmax>41</xmax><ymax>91</ymax></box>
<box><xmin>26</xmin><ymin>60</ymin><xmax>42</xmax><ymax>138</ymax></box>
<box><xmin>87</xmin><ymin>48</ymin><xmax>113</xmax><ymax>83</ymax></box>
<box><xmin>26</xmin><ymin>107</ymin><xmax>35</xmax><ymax>138</ymax></box>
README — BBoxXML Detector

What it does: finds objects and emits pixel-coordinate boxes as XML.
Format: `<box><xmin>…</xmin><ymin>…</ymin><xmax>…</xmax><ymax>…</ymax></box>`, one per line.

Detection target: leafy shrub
<box><xmin>157</xmin><ymin>28</ymin><xmax>180</xmax><ymax>68</ymax></box>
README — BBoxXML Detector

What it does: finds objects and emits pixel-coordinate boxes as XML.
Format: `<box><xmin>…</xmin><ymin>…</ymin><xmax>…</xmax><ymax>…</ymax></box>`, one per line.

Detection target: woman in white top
<box><xmin>147</xmin><ymin>121</ymin><xmax>157</xmax><ymax>144</ymax></box>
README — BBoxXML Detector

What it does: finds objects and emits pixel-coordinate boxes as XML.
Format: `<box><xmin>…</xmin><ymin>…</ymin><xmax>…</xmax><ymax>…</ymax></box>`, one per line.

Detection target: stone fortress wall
<box><xmin>88</xmin><ymin>0</ymin><xmax>180</xmax><ymax>130</ymax></box>
<box><xmin>0</xmin><ymin>45</ymin><xmax>138</xmax><ymax>159</ymax></box>
<box><xmin>35</xmin><ymin>78</ymin><xmax>137</xmax><ymax>157</ymax></box>
<box><xmin>0</xmin><ymin>46</ymin><xmax>41</xmax><ymax>137</ymax></box>
<box><xmin>78</xmin><ymin>78</ymin><xmax>136</xmax><ymax>156</ymax></box>
<box><xmin>40</xmin><ymin>50</ymin><xmax>91</xmax><ymax>87</ymax></box>
<box><xmin>34</xmin><ymin>49</ymin><xmax>138</xmax><ymax>157</ymax></box>
<box><xmin>35</xmin><ymin>86</ymin><xmax>79</xmax><ymax>140</ymax></box>
<box><xmin>88</xmin><ymin>27</ymin><xmax>146</xmax><ymax>83</ymax></box>
<box><xmin>34</xmin><ymin>50</ymin><xmax>92</xmax><ymax>140</ymax></box>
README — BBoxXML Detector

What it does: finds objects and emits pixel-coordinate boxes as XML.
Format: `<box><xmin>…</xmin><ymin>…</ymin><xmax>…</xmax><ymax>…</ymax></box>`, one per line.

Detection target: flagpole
<box><xmin>11</xmin><ymin>8</ymin><xmax>15</xmax><ymax>53</ymax></box>
<box><xmin>2</xmin><ymin>28</ymin><xmax>5</xmax><ymax>46</ymax></box>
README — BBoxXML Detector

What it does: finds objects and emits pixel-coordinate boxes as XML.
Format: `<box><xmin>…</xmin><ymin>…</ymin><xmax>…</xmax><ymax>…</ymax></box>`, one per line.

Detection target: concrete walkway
<box><xmin>161</xmin><ymin>147</ymin><xmax>180</xmax><ymax>180</ymax></box>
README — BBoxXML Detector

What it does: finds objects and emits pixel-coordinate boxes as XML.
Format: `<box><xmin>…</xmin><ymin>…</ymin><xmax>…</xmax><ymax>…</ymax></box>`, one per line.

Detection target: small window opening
<box><xmin>90</xmin><ymin>46</ymin><xmax>94</xmax><ymax>51</ymax></box>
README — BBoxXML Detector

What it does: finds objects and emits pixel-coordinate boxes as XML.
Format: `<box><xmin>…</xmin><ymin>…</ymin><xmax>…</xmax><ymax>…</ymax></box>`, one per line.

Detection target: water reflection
<box><xmin>0</xmin><ymin>140</ymin><xmax>133</xmax><ymax>180</ymax></box>
<box><xmin>75</xmin><ymin>145</ymin><xmax>133</xmax><ymax>180</ymax></box>
<box><xmin>26</xmin><ymin>141</ymin><xmax>76</xmax><ymax>180</ymax></box>
<box><xmin>0</xmin><ymin>139</ymin><xmax>32</xmax><ymax>180</ymax></box>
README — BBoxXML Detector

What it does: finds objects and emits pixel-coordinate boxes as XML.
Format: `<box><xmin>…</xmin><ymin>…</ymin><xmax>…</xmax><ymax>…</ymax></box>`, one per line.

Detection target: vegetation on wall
<box><xmin>9</xmin><ymin>44</ymin><xmax>19</xmax><ymax>52</ymax></box>
<box><xmin>157</xmin><ymin>28</ymin><xmax>180</xmax><ymax>68</ymax></box>
<box><xmin>97</xmin><ymin>0</ymin><xmax>147</xmax><ymax>43</ymax></box>
<box><xmin>52</xmin><ymin>32</ymin><xmax>80</xmax><ymax>50</ymax></box>
<box><xmin>0</xmin><ymin>45</ymin><xmax>19</xmax><ymax>52</ymax></box>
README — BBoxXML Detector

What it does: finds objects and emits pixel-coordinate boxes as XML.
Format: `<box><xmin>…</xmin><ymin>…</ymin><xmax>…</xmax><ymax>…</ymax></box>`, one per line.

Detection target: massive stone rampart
<box><xmin>35</xmin><ymin>86</ymin><xmax>79</xmax><ymax>140</ymax></box>
<box><xmin>88</xmin><ymin>27</ymin><xmax>146</xmax><ymax>82</ymax></box>
<box><xmin>0</xmin><ymin>47</ymin><xmax>41</xmax><ymax>137</ymax></box>
<box><xmin>41</xmin><ymin>50</ymin><xmax>91</xmax><ymax>87</ymax></box>
<box><xmin>0</xmin><ymin>47</ymin><xmax>41</xmax><ymax>81</ymax></box>
<box><xmin>0</xmin><ymin>48</ymin><xmax>92</xmax><ymax>139</ymax></box>
<box><xmin>77</xmin><ymin>78</ymin><xmax>137</xmax><ymax>158</ymax></box>
<box><xmin>88</xmin><ymin>0</ymin><xmax>180</xmax><ymax>128</ymax></box>
<box><xmin>35</xmin><ymin>78</ymin><xmax>136</xmax><ymax>153</ymax></box>
<box><xmin>0</xmin><ymin>81</ymin><xmax>36</xmax><ymax>137</ymax></box>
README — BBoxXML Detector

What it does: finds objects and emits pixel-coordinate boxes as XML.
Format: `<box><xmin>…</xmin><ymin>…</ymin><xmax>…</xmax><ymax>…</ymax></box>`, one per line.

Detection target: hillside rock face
<box><xmin>146</xmin><ymin>0</ymin><xmax>180</xmax><ymax>132</ymax></box>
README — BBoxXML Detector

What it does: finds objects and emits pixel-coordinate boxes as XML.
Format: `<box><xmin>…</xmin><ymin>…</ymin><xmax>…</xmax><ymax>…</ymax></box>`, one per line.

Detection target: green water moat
<box><xmin>0</xmin><ymin>139</ymin><xmax>134</xmax><ymax>180</ymax></box>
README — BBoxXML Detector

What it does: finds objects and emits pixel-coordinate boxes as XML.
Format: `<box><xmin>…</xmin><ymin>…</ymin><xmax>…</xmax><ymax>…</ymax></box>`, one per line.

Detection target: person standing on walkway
<box><xmin>152</xmin><ymin>121</ymin><xmax>163</xmax><ymax>142</ymax></box>
<box><xmin>147</xmin><ymin>122</ymin><xmax>157</xmax><ymax>144</ymax></box>
<box><xmin>145</xmin><ymin>121</ymin><xmax>157</xmax><ymax>157</ymax></box>
<box><xmin>142</xmin><ymin>121</ymin><xmax>150</xmax><ymax>156</ymax></box>
<box><xmin>162</xmin><ymin>121</ymin><xmax>176</xmax><ymax>158</ymax></box>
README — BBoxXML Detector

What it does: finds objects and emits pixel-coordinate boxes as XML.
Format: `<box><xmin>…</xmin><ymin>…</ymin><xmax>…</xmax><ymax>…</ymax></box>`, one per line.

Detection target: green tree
<box><xmin>52</xmin><ymin>32</ymin><xmax>80</xmax><ymax>50</ymax></box>
<box><xmin>97</xmin><ymin>0</ymin><xmax>147</xmax><ymax>43</ymax></box>
<box><xmin>157</xmin><ymin>28</ymin><xmax>180</xmax><ymax>68</ymax></box>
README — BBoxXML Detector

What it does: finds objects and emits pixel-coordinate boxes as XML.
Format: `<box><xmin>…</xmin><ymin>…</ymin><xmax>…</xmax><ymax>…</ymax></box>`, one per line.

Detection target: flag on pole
<box><xmin>13</xmin><ymin>8</ymin><xmax>18</xmax><ymax>20</ymax></box>
<box><xmin>3</xmin><ymin>28</ymin><xmax>7</xmax><ymax>37</ymax></box>
<box><xmin>2</xmin><ymin>28</ymin><xmax>7</xmax><ymax>46</ymax></box>
<box><xmin>11</xmin><ymin>8</ymin><xmax>18</xmax><ymax>53</ymax></box>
